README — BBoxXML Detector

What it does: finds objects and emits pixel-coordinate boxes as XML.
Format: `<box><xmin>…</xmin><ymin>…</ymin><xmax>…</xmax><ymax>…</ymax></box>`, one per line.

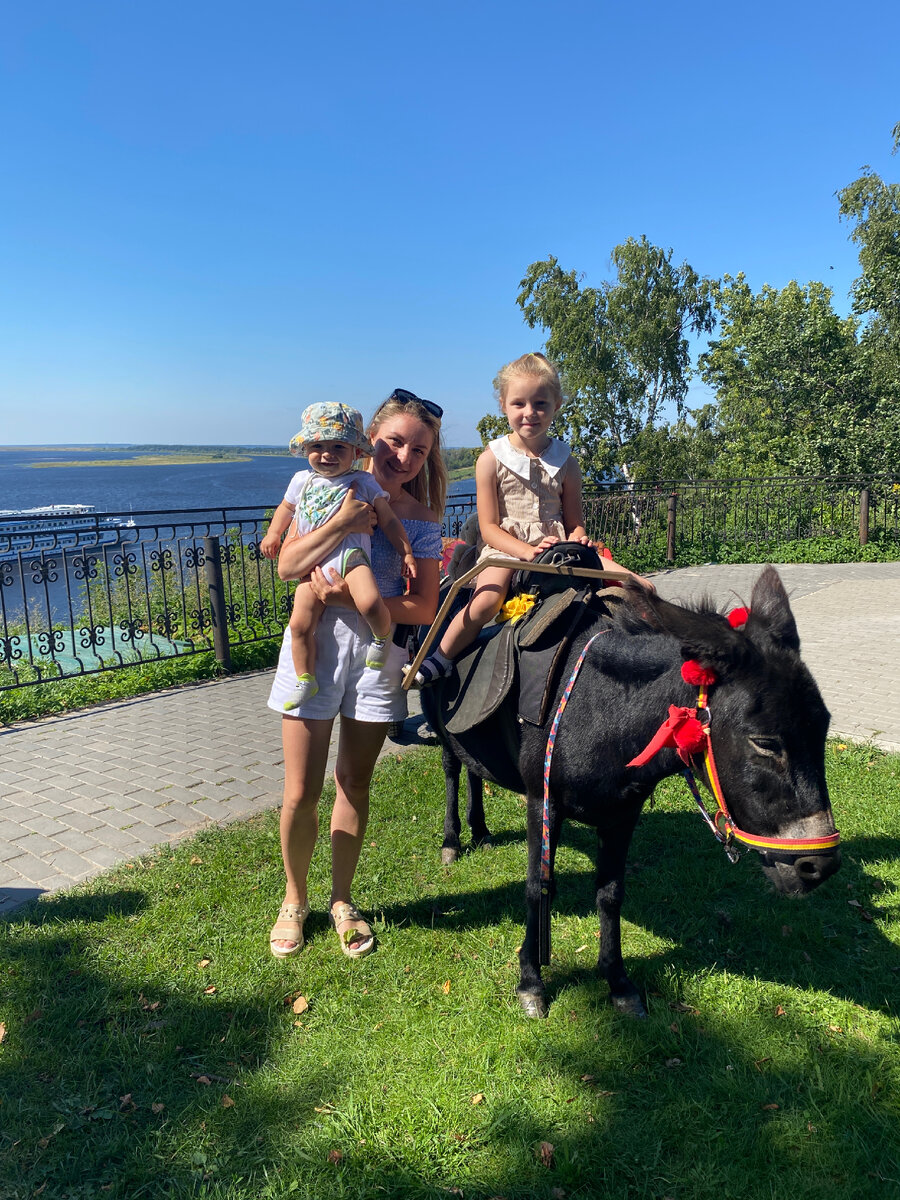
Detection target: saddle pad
<box><xmin>517</xmin><ymin>592</ymin><xmax>596</xmax><ymax>726</ymax></box>
<box><xmin>444</xmin><ymin>622</ymin><xmax>516</xmax><ymax>736</ymax></box>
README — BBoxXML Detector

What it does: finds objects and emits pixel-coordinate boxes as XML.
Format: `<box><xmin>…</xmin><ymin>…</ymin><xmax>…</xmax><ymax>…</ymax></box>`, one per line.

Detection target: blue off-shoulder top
<box><xmin>372</xmin><ymin>519</ymin><xmax>442</xmax><ymax>598</ymax></box>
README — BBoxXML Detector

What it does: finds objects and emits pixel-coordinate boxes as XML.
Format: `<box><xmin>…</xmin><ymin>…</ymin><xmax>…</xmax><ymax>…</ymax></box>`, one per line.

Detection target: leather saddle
<box><xmin>441</xmin><ymin>543</ymin><xmax>619</xmax><ymax>735</ymax></box>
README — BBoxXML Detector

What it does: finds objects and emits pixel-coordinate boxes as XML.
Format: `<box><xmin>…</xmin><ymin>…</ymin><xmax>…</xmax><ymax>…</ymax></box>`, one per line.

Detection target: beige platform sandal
<box><xmin>329</xmin><ymin>901</ymin><xmax>375</xmax><ymax>959</ymax></box>
<box><xmin>269</xmin><ymin>900</ymin><xmax>311</xmax><ymax>958</ymax></box>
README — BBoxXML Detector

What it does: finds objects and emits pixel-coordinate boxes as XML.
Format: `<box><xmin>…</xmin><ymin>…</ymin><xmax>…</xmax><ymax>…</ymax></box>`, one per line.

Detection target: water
<box><xmin>0</xmin><ymin>448</ymin><xmax>475</xmax><ymax>631</ymax></box>
<box><xmin>0</xmin><ymin>447</ymin><xmax>475</xmax><ymax>516</ymax></box>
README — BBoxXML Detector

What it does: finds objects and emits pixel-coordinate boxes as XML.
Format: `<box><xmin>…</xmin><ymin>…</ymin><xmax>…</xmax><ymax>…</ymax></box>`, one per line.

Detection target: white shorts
<box><xmin>267</xmin><ymin>607</ymin><xmax>408</xmax><ymax>723</ymax></box>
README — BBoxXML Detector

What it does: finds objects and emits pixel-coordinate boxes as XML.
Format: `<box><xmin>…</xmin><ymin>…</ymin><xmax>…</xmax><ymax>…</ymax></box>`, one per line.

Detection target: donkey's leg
<box><xmin>441</xmin><ymin>745</ymin><xmax>464</xmax><ymax>865</ymax></box>
<box><xmin>517</xmin><ymin>794</ymin><xmax>558</xmax><ymax>1019</ymax></box>
<box><xmin>595</xmin><ymin>823</ymin><xmax>646</xmax><ymax>1018</ymax></box>
<box><xmin>465</xmin><ymin>770</ymin><xmax>492</xmax><ymax>850</ymax></box>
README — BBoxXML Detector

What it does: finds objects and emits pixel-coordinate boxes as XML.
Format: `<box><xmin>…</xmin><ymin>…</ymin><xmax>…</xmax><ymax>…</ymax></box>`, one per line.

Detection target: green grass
<box><xmin>1</xmin><ymin>743</ymin><xmax>899</xmax><ymax>1199</ymax></box>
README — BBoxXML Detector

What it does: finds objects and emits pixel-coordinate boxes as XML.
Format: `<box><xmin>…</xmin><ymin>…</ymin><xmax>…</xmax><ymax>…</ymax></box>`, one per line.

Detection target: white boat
<box><xmin>0</xmin><ymin>504</ymin><xmax>135</xmax><ymax>560</ymax></box>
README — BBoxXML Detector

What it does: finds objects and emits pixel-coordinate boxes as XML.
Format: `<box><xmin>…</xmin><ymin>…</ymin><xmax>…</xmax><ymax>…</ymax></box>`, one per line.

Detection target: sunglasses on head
<box><xmin>387</xmin><ymin>388</ymin><xmax>443</xmax><ymax>420</ymax></box>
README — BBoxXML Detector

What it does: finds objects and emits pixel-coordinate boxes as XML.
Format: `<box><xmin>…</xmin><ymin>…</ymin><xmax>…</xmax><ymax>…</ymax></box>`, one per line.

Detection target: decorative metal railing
<box><xmin>582</xmin><ymin>476</ymin><xmax>900</xmax><ymax>567</ymax></box>
<box><xmin>0</xmin><ymin>508</ymin><xmax>295</xmax><ymax>691</ymax></box>
<box><xmin>2</xmin><ymin>478</ymin><xmax>898</xmax><ymax>689</ymax></box>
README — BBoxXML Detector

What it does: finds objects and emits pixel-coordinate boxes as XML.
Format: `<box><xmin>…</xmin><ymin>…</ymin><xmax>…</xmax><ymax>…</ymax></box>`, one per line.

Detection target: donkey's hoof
<box><xmin>611</xmin><ymin>992</ymin><xmax>647</xmax><ymax>1019</ymax></box>
<box><xmin>473</xmin><ymin>835</ymin><xmax>494</xmax><ymax>851</ymax></box>
<box><xmin>517</xmin><ymin>989</ymin><xmax>549</xmax><ymax>1019</ymax></box>
<box><xmin>441</xmin><ymin>847</ymin><xmax>460</xmax><ymax>866</ymax></box>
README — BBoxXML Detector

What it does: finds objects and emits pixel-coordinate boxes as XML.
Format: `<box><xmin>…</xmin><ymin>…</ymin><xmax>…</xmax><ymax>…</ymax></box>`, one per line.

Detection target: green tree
<box><xmin>512</xmin><ymin>237</ymin><xmax>715</xmax><ymax>482</ymax></box>
<box><xmin>698</xmin><ymin>274</ymin><xmax>894</xmax><ymax>476</ymax></box>
<box><xmin>836</xmin><ymin>126</ymin><xmax>900</xmax><ymax>460</ymax></box>
<box><xmin>837</xmin><ymin>132</ymin><xmax>900</xmax><ymax>340</ymax></box>
<box><xmin>626</xmin><ymin>404</ymin><xmax>720</xmax><ymax>481</ymax></box>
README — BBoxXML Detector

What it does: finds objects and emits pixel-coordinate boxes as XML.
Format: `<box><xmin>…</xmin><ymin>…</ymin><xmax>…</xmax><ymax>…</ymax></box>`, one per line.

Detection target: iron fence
<box><xmin>2</xmin><ymin>478</ymin><xmax>898</xmax><ymax>690</ymax></box>
<box><xmin>0</xmin><ymin>508</ymin><xmax>295</xmax><ymax>691</ymax></box>
<box><xmin>582</xmin><ymin>476</ymin><xmax>900</xmax><ymax>567</ymax></box>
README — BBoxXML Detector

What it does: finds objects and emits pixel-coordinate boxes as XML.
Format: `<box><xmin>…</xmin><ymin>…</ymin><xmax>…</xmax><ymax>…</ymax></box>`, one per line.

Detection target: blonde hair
<box><xmin>493</xmin><ymin>351</ymin><xmax>563</xmax><ymax>410</ymax></box>
<box><xmin>365</xmin><ymin>396</ymin><xmax>447</xmax><ymax>519</ymax></box>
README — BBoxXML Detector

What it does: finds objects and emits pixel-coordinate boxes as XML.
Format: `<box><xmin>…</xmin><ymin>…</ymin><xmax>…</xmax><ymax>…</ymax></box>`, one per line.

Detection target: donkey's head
<box><xmin>634</xmin><ymin>567</ymin><xmax>840</xmax><ymax>895</ymax></box>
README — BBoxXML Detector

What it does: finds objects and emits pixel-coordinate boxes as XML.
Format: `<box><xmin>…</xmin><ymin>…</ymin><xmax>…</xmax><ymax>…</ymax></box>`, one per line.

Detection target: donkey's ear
<box><xmin>747</xmin><ymin>566</ymin><xmax>800</xmax><ymax>652</ymax></box>
<box><xmin>627</xmin><ymin>584</ymin><xmax>751</xmax><ymax>676</ymax></box>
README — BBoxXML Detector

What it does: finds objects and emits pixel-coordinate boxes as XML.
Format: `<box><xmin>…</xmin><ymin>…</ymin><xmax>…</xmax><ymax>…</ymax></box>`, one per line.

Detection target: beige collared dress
<box><xmin>475</xmin><ymin>435</ymin><xmax>573</xmax><ymax>565</ymax></box>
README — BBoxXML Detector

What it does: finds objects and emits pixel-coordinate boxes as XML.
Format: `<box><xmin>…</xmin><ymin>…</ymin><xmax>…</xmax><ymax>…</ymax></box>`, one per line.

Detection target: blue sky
<box><xmin>2</xmin><ymin>1</ymin><xmax>898</xmax><ymax>449</ymax></box>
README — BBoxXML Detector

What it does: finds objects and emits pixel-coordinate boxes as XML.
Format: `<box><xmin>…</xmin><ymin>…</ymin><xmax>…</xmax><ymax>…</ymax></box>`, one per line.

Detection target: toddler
<box><xmin>263</xmin><ymin>402</ymin><xmax>416</xmax><ymax>711</ymax></box>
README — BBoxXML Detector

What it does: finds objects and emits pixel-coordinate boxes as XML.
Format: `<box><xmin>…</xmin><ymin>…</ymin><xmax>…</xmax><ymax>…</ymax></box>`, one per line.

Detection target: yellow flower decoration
<box><xmin>496</xmin><ymin>592</ymin><xmax>537</xmax><ymax>624</ymax></box>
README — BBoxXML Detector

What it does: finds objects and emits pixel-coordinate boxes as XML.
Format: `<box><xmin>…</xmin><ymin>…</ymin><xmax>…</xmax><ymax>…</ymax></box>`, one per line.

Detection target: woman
<box><xmin>267</xmin><ymin>390</ymin><xmax>445</xmax><ymax>958</ymax></box>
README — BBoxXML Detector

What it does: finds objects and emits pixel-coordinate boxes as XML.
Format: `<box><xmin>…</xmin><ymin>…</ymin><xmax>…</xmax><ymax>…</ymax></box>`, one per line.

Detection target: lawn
<box><xmin>1</xmin><ymin>742</ymin><xmax>898</xmax><ymax>1199</ymax></box>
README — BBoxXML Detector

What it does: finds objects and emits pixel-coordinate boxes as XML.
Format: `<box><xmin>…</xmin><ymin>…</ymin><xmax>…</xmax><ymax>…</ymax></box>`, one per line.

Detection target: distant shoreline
<box><xmin>29</xmin><ymin>453</ymin><xmax>257</xmax><ymax>468</ymax></box>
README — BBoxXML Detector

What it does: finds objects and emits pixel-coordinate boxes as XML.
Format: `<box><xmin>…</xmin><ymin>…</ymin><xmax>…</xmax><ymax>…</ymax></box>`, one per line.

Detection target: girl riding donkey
<box><xmin>263</xmin><ymin>402</ymin><xmax>417</xmax><ymax>711</ymax></box>
<box><xmin>408</xmin><ymin>352</ymin><xmax>648</xmax><ymax>686</ymax></box>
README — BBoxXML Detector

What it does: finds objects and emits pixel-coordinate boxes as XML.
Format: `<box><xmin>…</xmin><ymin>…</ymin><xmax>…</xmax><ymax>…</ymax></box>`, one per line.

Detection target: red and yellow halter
<box><xmin>625</xmin><ymin>606</ymin><xmax>841</xmax><ymax>860</ymax></box>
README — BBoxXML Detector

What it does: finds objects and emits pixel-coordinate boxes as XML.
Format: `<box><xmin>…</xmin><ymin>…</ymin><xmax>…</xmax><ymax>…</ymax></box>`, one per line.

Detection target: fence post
<box><xmin>859</xmin><ymin>487</ymin><xmax>870</xmax><ymax>547</ymax></box>
<box><xmin>666</xmin><ymin>491</ymin><xmax>677</xmax><ymax>563</ymax></box>
<box><xmin>203</xmin><ymin>535</ymin><xmax>232</xmax><ymax>671</ymax></box>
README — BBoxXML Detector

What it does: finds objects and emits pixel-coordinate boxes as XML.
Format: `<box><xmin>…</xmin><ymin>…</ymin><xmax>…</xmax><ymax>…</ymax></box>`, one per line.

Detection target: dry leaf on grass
<box><xmin>190</xmin><ymin>856</ymin><xmax>203</xmax><ymax>865</ymax></box>
<box><xmin>0</xmin><ymin>1022</ymin><xmax>6</xmax><ymax>1044</ymax></box>
<box><xmin>774</xmin><ymin>1005</ymin><xmax>786</xmax><ymax>1017</ymax></box>
<box><xmin>442</xmin><ymin>980</ymin><xmax>451</xmax><ymax>995</ymax></box>
<box><xmin>538</xmin><ymin>1141</ymin><xmax>554</xmax><ymax>1167</ymax></box>
<box><xmin>151</xmin><ymin>1103</ymin><xmax>165</xmax><ymax>1114</ymax></box>
<box><xmin>198</xmin><ymin>959</ymin><xmax>211</xmax><ymax>969</ymax></box>
<box><xmin>761</xmin><ymin>1102</ymin><xmax>779</xmax><ymax>1111</ymax></box>
<box><xmin>196</xmin><ymin>1075</ymin><xmax>212</xmax><ymax>1086</ymax></box>
<box><xmin>471</xmin><ymin>1093</ymin><xmax>484</xmax><ymax>1105</ymax></box>
<box><xmin>222</xmin><ymin>1095</ymin><xmax>235</xmax><ymax>1108</ymax></box>
<box><xmin>327</xmin><ymin>1149</ymin><xmax>343</xmax><ymax>1164</ymax></box>
<box><xmin>203</xmin><ymin>986</ymin><xmax>217</xmax><ymax>995</ymax></box>
<box><xmin>292</xmin><ymin>995</ymin><xmax>309</xmax><ymax>1016</ymax></box>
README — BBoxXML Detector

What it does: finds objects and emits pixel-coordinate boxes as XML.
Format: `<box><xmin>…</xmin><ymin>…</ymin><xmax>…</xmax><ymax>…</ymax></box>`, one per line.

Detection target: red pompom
<box><xmin>673</xmin><ymin>715</ymin><xmax>707</xmax><ymax>757</ymax></box>
<box><xmin>681</xmin><ymin>659</ymin><xmax>717</xmax><ymax>687</ymax></box>
<box><xmin>727</xmin><ymin>606</ymin><xmax>750</xmax><ymax>629</ymax></box>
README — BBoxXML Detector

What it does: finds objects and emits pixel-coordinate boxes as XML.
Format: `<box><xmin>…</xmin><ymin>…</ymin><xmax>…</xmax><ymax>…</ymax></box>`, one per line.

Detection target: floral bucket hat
<box><xmin>289</xmin><ymin>402</ymin><xmax>376</xmax><ymax>459</ymax></box>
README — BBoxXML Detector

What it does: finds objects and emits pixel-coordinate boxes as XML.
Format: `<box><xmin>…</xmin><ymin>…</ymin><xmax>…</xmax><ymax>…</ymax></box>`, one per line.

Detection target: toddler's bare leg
<box><xmin>285</xmin><ymin>583</ymin><xmax>324</xmax><ymax>712</ymax></box>
<box><xmin>345</xmin><ymin>561</ymin><xmax>392</xmax><ymax>670</ymax></box>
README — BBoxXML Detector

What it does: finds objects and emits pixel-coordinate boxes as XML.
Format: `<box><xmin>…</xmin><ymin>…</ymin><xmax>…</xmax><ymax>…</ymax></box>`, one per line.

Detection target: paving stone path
<box><xmin>2</xmin><ymin>562</ymin><xmax>898</xmax><ymax>915</ymax></box>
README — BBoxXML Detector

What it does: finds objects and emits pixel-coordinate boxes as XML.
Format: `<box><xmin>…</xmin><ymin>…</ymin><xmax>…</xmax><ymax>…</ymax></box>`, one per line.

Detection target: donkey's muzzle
<box><xmin>758</xmin><ymin>848</ymin><xmax>842</xmax><ymax>895</ymax></box>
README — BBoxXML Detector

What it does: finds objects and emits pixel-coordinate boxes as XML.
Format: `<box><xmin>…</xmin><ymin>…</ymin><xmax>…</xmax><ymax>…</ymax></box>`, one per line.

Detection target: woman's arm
<box><xmin>384</xmin><ymin>556</ymin><xmax>439</xmax><ymax>625</ymax></box>
<box><xmin>276</xmin><ymin>487</ymin><xmax>376</xmax><ymax>581</ymax></box>
<box><xmin>308</xmin><ymin>551</ymin><xmax>440</xmax><ymax>623</ymax></box>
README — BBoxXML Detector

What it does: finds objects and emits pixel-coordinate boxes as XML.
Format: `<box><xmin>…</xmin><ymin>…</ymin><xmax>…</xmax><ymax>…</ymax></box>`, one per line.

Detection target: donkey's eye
<box><xmin>749</xmin><ymin>736</ymin><xmax>784</xmax><ymax>759</ymax></box>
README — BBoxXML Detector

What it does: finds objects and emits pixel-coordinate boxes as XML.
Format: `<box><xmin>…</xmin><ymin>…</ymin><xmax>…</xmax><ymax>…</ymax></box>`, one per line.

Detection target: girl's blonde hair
<box><xmin>493</xmin><ymin>351</ymin><xmax>563</xmax><ymax>409</ymax></box>
<box><xmin>365</xmin><ymin>396</ymin><xmax>447</xmax><ymax>519</ymax></box>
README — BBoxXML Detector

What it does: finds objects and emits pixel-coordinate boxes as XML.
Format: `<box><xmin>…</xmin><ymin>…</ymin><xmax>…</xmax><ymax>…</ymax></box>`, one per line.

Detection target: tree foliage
<box><xmin>697</xmin><ymin>275</ymin><xmax>889</xmax><ymax>476</ymax></box>
<box><xmin>513</xmin><ymin>237</ymin><xmax>714</xmax><ymax>482</ymax></box>
<box><xmin>837</xmin><ymin>162</ymin><xmax>900</xmax><ymax>340</ymax></box>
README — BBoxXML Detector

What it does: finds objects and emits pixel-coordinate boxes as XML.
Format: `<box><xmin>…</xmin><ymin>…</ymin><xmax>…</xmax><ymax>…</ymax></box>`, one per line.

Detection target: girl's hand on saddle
<box><xmin>402</xmin><ymin>552</ymin><xmax>418</xmax><ymax>580</ymax></box>
<box><xmin>530</xmin><ymin>535</ymin><xmax>560</xmax><ymax>559</ymax></box>
<box><xmin>309</xmin><ymin>565</ymin><xmax>353</xmax><ymax>608</ymax></box>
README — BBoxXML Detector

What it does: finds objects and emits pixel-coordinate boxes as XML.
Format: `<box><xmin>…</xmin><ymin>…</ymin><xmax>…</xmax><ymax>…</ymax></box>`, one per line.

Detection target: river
<box><xmin>0</xmin><ymin>447</ymin><xmax>475</xmax><ymax>516</ymax></box>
